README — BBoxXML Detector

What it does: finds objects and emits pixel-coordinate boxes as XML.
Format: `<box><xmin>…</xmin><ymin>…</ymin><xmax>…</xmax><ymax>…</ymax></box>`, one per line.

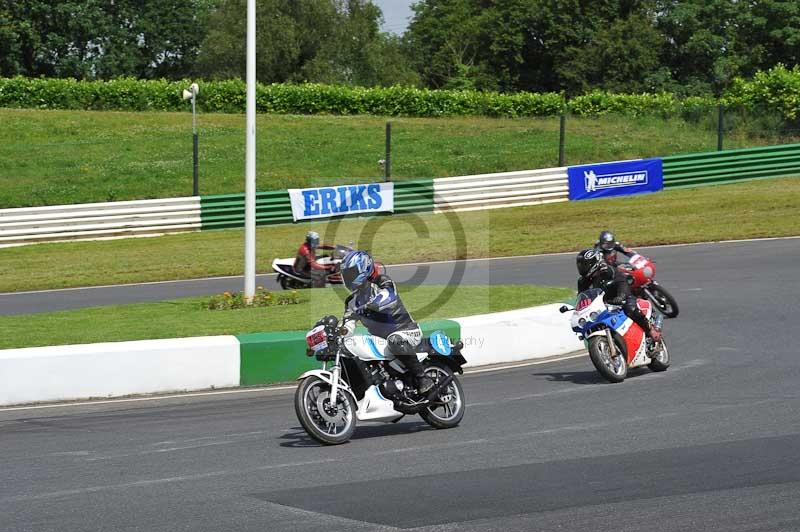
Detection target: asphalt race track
<box><xmin>1</xmin><ymin>238</ymin><xmax>799</xmax><ymax>531</ymax></box>
<box><xmin>1</xmin><ymin>238</ymin><xmax>796</xmax><ymax>315</ymax></box>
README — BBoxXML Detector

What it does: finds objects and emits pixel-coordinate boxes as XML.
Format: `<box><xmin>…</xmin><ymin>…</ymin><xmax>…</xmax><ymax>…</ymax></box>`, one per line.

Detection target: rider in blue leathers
<box><xmin>339</xmin><ymin>250</ymin><xmax>434</xmax><ymax>394</ymax></box>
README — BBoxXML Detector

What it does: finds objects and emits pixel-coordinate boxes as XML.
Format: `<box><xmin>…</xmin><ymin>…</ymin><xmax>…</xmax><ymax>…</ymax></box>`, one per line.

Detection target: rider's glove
<box><xmin>609</xmin><ymin>295</ymin><xmax>625</xmax><ymax>306</ymax></box>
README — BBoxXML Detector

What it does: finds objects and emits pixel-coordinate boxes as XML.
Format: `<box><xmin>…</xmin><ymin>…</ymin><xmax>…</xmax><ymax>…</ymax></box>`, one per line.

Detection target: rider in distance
<box><xmin>294</xmin><ymin>231</ymin><xmax>333</xmax><ymax>288</ymax></box>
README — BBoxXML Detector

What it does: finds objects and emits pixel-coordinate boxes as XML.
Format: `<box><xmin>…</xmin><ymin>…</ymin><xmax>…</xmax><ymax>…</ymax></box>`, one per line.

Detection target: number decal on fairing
<box><xmin>630</xmin><ymin>254</ymin><xmax>649</xmax><ymax>269</ymax></box>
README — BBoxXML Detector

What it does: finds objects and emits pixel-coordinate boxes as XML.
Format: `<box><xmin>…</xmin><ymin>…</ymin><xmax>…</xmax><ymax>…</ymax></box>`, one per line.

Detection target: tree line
<box><xmin>1</xmin><ymin>0</ymin><xmax>798</xmax><ymax>97</ymax></box>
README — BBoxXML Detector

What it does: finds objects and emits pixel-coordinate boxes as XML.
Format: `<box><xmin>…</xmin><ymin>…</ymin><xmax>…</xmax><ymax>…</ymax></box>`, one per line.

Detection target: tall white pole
<box><xmin>244</xmin><ymin>0</ymin><xmax>256</xmax><ymax>303</ymax></box>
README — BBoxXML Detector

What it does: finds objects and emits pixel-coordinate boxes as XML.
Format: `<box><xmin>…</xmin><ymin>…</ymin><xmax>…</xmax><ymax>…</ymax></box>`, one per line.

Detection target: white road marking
<box><xmin>0</xmin><ymin>385</ymin><xmax>298</xmax><ymax>412</ymax></box>
<box><xmin>464</xmin><ymin>353</ymin><xmax>587</xmax><ymax>375</ymax></box>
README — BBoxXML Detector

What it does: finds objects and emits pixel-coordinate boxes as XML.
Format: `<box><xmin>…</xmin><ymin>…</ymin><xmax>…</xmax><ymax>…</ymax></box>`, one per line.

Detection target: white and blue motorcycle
<box><xmin>295</xmin><ymin>315</ymin><xmax>467</xmax><ymax>445</ymax></box>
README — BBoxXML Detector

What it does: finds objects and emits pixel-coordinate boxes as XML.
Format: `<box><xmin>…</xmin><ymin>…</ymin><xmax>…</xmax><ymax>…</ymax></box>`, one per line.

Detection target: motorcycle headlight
<box><xmin>589</xmin><ymin>312</ymin><xmax>599</xmax><ymax>321</ymax></box>
<box><xmin>578</xmin><ymin>318</ymin><xmax>587</xmax><ymax>327</ymax></box>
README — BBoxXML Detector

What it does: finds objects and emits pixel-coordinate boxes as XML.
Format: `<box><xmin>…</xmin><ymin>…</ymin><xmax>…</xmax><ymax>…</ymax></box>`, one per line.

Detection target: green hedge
<box><xmin>0</xmin><ymin>77</ymin><xmax>563</xmax><ymax>118</ymax></box>
<box><xmin>1</xmin><ymin>65</ymin><xmax>798</xmax><ymax>120</ymax></box>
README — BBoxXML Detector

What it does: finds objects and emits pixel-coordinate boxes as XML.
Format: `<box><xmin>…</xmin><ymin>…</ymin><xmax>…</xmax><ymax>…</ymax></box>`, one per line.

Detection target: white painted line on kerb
<box><xmin>0</xmin><ymin>385</ymin><xmax>297</xmax><ymax>412</ymax></box>
<box><xmin>0</xmin><ymin>353</ymin><xmax>587</xmax><ymax>413</ymax></box>
<box><xmin>1</xmin><ymin>235</ymin><xmax>797</xmax><ymax>297</ymax></box>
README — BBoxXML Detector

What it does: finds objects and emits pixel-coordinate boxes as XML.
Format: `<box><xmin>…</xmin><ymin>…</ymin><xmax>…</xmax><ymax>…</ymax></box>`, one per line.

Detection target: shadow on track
<box><xmin>531</xmin><ymin>370</ymin><xmax>608</xmax><ymax>385</ymax></box>
<box><xmin>279</xmin><ymin>421</ymin><xmax>433</xmax><ymax>447</ymax></box>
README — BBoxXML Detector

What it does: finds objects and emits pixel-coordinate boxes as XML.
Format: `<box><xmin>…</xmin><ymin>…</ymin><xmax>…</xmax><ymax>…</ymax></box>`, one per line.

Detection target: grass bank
<box><xmin>0</xmin><ymin>176</ymin><xmax>797</xmax><ymax>293</ymax></box>
<box><xmin>0</xmin><ymin>108</ymin><xmax>790</xmax><ymax>208</ymax></box>
<box><xmin>0</xmin><ymin>285</ymin><xmax>572</xmax><ymax>349</ymax></box>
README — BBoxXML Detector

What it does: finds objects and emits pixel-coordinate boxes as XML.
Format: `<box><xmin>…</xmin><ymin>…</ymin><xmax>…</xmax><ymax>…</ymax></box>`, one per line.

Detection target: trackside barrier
<box><xmin>0</xmin><ymin>197</ymin><xmax>201</xmax><ymax>245</ymax></box>
<box><xmin>238</xmin><ymin>319</ymin><xmax>461</xmax><ymax>386</ymax></box>
<box><xmin>0</xmin><ymin>336</ymin><xmax>240</xmax><ymax>406</ymax></box>
<box><xmin>432</xmin><ymin>168</ymin><xmax>568</xmax><ymax>212</ymax></box>
<box><xmin>1</xmin><ymin>142</ymin><xmax>796</xmax><ymax>245</ymax></box>
<box><xmin>662</xmin><ymin>143</ymin><xmax>800</xmax><ymax>189</ymax></box>
<box><xmin>0</xmin><ymin>309</ymin><xmax>582</xmax><ymax>406</ymax></box>
<box><xmin>199</xmin><ymin>180</ymin><xmax>435</xmax><ymax>230</ymax></box>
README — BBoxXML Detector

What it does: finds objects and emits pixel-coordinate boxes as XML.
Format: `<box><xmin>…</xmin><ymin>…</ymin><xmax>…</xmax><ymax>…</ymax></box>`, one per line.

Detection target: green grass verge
<box><xmin>0</xmin><ymin>107</ymin><xmax>792</xmax><ymax>208</ymax></box>
<box><xmin>0</xmin><ymin>285</ymin><xmax>572</xmax><ymax>350</ymax></box>
<box><xmin>0</xmin><ymin>176</ymin><xmax>797</xmax><ymax>293</ymax></box>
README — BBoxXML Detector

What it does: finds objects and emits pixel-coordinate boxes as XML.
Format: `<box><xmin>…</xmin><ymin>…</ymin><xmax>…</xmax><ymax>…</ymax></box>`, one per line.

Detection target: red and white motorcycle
<box><xmin>271</xmin><ymin>244</ymin><xmax>351</xmax><ymax>290</ymax></box>
<box><xmin>560</xmin><ymin>288</ymin><xmax>670</xmax><ymax>383</ymax></box>
<box><xmin>619</xmin><ymin>253</ymin><xmax>679</xmax><ymax>318</ymax></box>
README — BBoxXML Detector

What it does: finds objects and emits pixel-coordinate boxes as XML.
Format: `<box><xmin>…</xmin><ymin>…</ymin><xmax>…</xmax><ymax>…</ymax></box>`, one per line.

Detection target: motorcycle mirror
<box><xmin>559</xmin><ymin>305</ymin><xmax>571</xmax><ymax>313</ymax></box>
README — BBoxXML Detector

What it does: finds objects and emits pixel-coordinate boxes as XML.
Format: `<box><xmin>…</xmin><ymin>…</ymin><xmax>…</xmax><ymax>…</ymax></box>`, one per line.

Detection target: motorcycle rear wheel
<box><xmin>646</xmin><ymin>284</ymin><xmax>679</xmax><ymax>318</ymax></box>
<box><xmin>420</xmin><ymin>364</ymin><xmax>465</xmax><ymax>429</ymax></box>
<box><xmin>294</xmin><ymin>376</ymin><xmax>356</xmax><ymax>445</ymax></box>
<box><xmin>588</xmin><ymin>335</ymin><xmax>628</xmax><ymax>383</ymax></box>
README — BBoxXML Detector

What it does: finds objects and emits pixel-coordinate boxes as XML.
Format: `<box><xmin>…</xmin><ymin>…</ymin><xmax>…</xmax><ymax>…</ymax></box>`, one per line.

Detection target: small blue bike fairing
<box><xmin>429</xmin><ymin>330</ymin><xmax>452</xmax><ymax>356</ymax></box>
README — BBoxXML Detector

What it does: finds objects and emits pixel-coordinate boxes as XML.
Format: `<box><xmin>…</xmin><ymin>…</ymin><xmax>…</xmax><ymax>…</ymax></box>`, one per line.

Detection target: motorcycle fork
<box><xmin>329</xmin><ymin>350</ymin><xmax>342</xmax><ymax>404</ymax></box>
<box><xmin>605</xmin><ymin>328</ymin><xmax>619</xmax><ymax>359</ymax></box>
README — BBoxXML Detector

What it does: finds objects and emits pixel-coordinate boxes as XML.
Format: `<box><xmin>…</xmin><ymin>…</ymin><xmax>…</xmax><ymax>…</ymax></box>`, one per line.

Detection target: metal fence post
<box><xmin>192</xmin><ymin>132</ymin><xmax>199</xmax><ymax>196</ymax></box>
<box><xmin>558</xmin><ymin>113</ymin><xmax>566</xmax><ymax>166</ymax></box>
<box><xmin>385</xmin><ymin>122</ymin><xmax>392</xmax><ymax>182</ymax></box>
<box><xmin>717</xmin><ymin>104</ymin><xmax>724</xmax><ymax>151</ymax></box>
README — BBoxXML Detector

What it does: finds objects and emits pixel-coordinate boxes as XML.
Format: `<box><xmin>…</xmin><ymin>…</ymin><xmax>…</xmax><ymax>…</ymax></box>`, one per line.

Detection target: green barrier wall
<box><xmin>200</xmin><ymin>179</ymin><xmax>434</xmax><ymax>230</ymax></box>
<box><xmin>237</xmin><ymin>319</ymin><xmax>461</xmax><ymax>386</ymax></box>
<box><xmin>662</xmin><ymin>143</ymin><xmax>800</xmax><ymax>189</ymax></box>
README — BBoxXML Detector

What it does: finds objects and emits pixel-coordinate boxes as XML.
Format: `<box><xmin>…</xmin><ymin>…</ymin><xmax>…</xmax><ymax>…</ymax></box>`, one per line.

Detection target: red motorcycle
<box><xmin>618</xmin><ymin>253</ymin><xmax>679</xmax><ymax>318</ymax></box>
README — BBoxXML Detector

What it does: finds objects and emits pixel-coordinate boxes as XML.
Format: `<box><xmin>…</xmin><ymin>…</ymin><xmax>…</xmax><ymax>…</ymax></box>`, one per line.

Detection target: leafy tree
<box><xmin>0</xmin><ymin>0</ymin><xmax>213</xmax><ymax>79</ymax></box>
<box><xmin>197</xmin><ymin>0</ymin><xmax>417</xmax><ymax>86</ymax></box>
<box><xmin>558</xmin><ymin>12</ymin><xmax>665</xmax><ymax>94</ymax></box>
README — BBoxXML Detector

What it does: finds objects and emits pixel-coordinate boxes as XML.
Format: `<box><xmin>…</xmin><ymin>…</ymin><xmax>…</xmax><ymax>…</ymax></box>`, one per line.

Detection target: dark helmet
<box><xmin>576</xmin><ymin>248</ymin><xmax>604</xmax><ymax>278</ymax></box>
<box><xmin>315</xmin><ymin>314</ymin><xmax>339</xmax><ymax>331</ymax></box>
<box><xmin>305</xmin><ymin>231</ymin><xmax>320</xmax><ymax>249</ymax></box>
<box><xmin>341</xmin><ymin>250</ymin><xmax>375</xmax><ymax>291</ymax></box>
<box><xmin>597</xmin><ymin>230</ymin><xmax>616</xmax><ymax>252</ymax></box>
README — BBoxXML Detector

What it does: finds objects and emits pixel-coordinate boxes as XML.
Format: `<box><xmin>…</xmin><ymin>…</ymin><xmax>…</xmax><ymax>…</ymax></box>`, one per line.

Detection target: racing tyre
<box><xmin>294</xmin><ymin>376</ymin><xmax>356</xmax><ymax>445</ymax></box>
<box><xmin>280</xmin><ymin>276</ymin><xmax>309</xmax><ymax>290</ymax></box>
<box><xmin>420</xmin><ymin>364</ymin><xmax>465</xmax><ymax>429</ymax></box>
<box><xmin>648</xmin><ymin>338</ymin><xmax>671</xmax><ymax>372</ymax></box>
<box><xmin>646</xmin><ymin>284</ymin><xmax>679</xmax><ymax>318</ymax></box>
<box><xmin>588</xmin><ymin>334</ymin><xmax>628</xmax><ymax>383</ymax></box>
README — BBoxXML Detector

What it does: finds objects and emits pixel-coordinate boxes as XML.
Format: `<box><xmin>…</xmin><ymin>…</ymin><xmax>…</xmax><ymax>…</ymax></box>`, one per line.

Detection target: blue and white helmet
<box><xmin>341</xmin><ymin>250</ymin><xmax>374</xmax><ymax>291</ymax></box>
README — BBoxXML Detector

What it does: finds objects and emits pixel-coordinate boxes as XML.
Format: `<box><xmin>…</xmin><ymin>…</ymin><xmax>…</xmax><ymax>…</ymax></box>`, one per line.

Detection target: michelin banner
<box><xmin>288</xmin><ymin>183</ymin><xmax>394</xmax><ymax>222</ymax></box>
<box><xmin>567</xmin><ymin>159</ymin><xmax>663</xmax><ymax>201</ymax></box>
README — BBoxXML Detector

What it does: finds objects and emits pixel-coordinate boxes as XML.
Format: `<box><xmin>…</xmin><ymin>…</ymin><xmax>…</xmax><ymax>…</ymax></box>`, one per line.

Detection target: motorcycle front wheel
<box><xmin>588</xmin><ymin>335</ymin><xmax>628</xmax><ymax>383</ymax></box>
<box><xmin>419</xmin><ymin>364</ymin><xmax>465</xmax><ymax>429</ymax></box>
<box><xmin>645</xmin><ymin>284</ymin><xmax>679</xmax><ymax>318</ymax></box>
<box><xmin>294</xmin><ymin>376</ymin><xmax>357</xmax><ymax>445</ymax></box>
<box><xmin>648</xmin><ymin>338</ymin><xmax>671</xmax><ymax>372</ymax></box>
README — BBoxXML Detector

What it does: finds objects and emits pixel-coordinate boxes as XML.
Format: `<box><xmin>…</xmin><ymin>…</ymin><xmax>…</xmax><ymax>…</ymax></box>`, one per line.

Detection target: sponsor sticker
<box><xmin>288</xmin><ymin>182</ymin><xmax>394</xmax><ymax>221</ymax></box>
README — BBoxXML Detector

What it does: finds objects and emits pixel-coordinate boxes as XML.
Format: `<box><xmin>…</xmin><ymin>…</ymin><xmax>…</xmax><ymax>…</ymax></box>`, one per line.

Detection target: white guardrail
<box><xmin>0</xmin><ymin>167</ymin><xmax>569</xmax><ymax>245</ymax></box>
<box><xmin>0</xmin><ymin>197</ymin><xmax>201</xmax><ymax>246</ymax></box>
<box><xmin>433</xmin><ymin>167</ymin><xmax>569</xmax><ymax>212</ymax></box>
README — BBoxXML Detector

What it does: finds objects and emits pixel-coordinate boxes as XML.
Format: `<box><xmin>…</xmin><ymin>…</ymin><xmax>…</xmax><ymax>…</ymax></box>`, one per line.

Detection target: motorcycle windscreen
<box><xmin>576</xmin><ymin>288</ymin><xmax>604</xmax><ymax>311</ymax></box>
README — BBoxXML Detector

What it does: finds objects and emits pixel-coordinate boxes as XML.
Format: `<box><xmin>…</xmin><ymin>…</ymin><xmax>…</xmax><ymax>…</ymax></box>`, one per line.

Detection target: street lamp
<box><xmin>183</xmin><ymin>82</ymin><xmax>200</xmax><ymax>196</ymax></box>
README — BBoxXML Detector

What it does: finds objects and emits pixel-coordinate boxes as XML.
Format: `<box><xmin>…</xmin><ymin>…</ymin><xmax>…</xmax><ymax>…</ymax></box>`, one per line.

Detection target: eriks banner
<box><xmin>288</xmin><ymin>182</ymin><xmax>394</xmax><ymax>221</ymax></box>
